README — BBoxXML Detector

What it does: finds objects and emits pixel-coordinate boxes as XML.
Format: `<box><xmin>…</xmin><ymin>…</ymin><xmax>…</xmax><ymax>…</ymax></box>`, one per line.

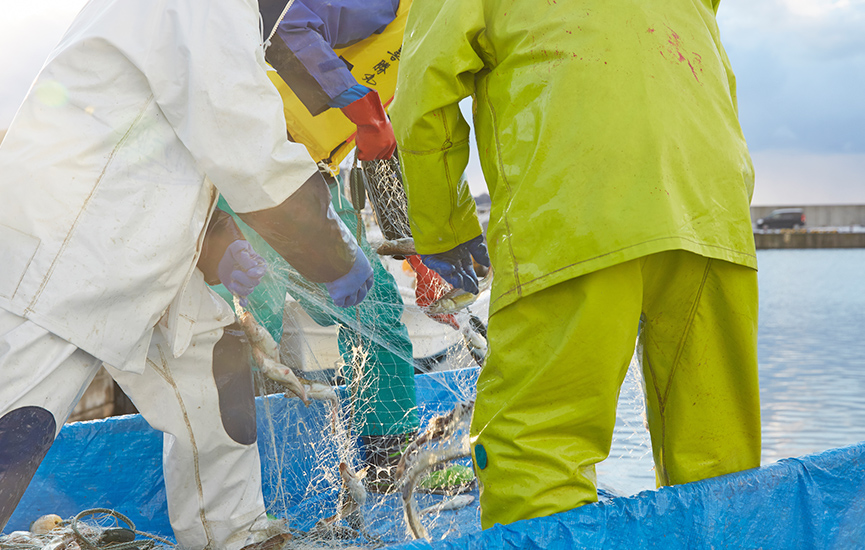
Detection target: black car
<box><xmin>756</xmin><ymin>208</ymin><xmax>806</xmax><ymax>230</ymax></box>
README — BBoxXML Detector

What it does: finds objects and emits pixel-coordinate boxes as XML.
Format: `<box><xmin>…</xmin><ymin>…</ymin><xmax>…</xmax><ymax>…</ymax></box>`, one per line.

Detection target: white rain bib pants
<box><xmin>0</xmin><ymin>272</ymin><xmax>267</xmax><ymax>550</ymax></box>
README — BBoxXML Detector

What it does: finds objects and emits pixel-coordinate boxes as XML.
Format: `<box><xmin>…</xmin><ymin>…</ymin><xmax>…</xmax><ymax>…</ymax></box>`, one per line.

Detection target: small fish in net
<box><xmin>374</xmin><ymin>237</ymin><xmax>416</xmax><ymax>258</ymax></box>
<box><xmin>354</xmin><ymin>156</ymin><xmax>493</xmax><ymax>323</ymax></box>
<box><xmin>396</xmin><ymin>401</ymin><xmax>475</xmax><ymax>541</ymax></box>
<box><xmin>424</xmin><ymin>269</ymin><xmax>494</xmax><ymax>317</ymax></box>
<box><xmin>419</xmin><ymin>495</ymin><xmax>475</xmax><ymax>516</ymax></box>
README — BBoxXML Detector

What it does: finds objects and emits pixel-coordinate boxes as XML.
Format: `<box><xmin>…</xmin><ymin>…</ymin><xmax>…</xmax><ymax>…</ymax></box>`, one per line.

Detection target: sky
<box><xmin>1</xmin><ymin>0</ymin><xmax>863</xmax><ymax>205</ymax></box>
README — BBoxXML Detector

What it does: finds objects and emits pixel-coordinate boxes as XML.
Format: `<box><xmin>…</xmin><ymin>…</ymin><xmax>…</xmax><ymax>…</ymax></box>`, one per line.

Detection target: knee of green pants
<box><xmin>470</xmin><ymin>279</ymin><xmax>641</xmax><ymax>527</ymax></box>
<box><xmin>471</xmin><ymin>427</ymin><xmax>600</xmax><ymax>529</ymax></box>
<box><xmin>471</xmin><ymin>372</ymin><xmax>603</xmax><ymax>529</ymax></box>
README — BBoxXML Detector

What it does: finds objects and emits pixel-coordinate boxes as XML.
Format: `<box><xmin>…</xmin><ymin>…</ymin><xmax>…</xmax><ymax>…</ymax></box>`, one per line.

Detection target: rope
<box><xmin>71</xmin><ymin>509</ymin><xmax>175</xmax><ymax>550</ymax></box>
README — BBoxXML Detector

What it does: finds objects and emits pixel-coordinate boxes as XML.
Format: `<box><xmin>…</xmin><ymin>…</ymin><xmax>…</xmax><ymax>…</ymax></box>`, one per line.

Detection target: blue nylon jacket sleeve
<box><xmin>274</xmin><ymin>0</ymin><xmax>400</xmax><ymax>101</ymax></box>
<box><xmin>328</xmin><ymin>84</ymin><xmax>372</xmax><ymax>108</ymax></box>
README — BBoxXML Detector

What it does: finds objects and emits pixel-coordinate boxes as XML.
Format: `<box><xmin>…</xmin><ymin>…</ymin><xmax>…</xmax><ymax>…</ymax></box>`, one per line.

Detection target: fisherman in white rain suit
<box><xmin>0</xmin><ymin>0</ymin><xmax>375</xmax><ymax>547</ymax></box>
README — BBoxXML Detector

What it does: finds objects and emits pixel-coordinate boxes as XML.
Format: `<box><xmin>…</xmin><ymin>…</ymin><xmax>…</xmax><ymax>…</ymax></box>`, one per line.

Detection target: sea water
<box><xmin>598</xmin><ymin>248</ymin><xmax>865</xmax><ymax>496</ymax></box>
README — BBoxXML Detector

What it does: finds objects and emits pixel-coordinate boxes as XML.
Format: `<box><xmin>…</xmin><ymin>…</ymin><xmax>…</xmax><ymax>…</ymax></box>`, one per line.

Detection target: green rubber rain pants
<box><xmin>470</xmin><ymin>250</ymin><xmax>760</xmax><ymax>528</ymax></box>
<box><xmin>213</xmin><ymin>187</ymin><xmax>419</xmax><ymax>437</ymax></box>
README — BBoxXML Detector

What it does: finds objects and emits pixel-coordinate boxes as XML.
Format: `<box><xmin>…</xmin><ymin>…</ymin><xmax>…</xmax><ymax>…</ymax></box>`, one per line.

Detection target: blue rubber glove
<box><xmin>420</xmin><ymin>235</ymin><xmax>491</xmax><ymax>294</ymax></box>
<box><xmin>326</xmin><ymin>251</ymin><xmax>374</xmax><ymax>308</ymax></box>
<box><xmin>218</xmin><ymin>240</ymin><xmax>267</xmax><ymax>307</ymax></box>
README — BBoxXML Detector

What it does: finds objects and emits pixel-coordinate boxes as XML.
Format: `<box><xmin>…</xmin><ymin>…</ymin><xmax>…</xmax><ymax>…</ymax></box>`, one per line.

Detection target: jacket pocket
<box><xmin>0</xmin><ymin>224</ymin><xmax>40</xmax><ymax>300</ymax></box>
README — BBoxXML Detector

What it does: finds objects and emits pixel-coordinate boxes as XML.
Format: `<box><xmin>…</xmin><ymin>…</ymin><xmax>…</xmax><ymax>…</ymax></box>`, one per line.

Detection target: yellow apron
<box><xmin>267</xmin><ymin>0</ymin><xmax>412</xmax><ymax>173</ymax></box>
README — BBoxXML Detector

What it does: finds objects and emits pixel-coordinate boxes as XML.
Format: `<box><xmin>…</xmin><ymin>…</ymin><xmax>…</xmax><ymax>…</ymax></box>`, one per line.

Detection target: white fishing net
<box><xmin>4</xmin><ymin>155</ymin><xmax>652</xmax><ymax>550</ymax></box>
<box><xmin>0</xmin><ymin>509</ymin><xmax>174</xmax><ymax>550</ymax></box>
<box><xmin>243</xmin><ymin>155</ymin><xmax>652</xmax><ymax>547</ymax></box>
<box><xmin>231</xmin><ymin>154</ymin><xmax>486</xmax><ymax>548</ymax></box>
<box><xmin>597</xmin><ymin>322</ymin><xmax>655</xmax><ymax>497</ymax></box>
<box><xmin>355</xmin><ymin>156</ymin><xmax>411</xmax><ymax>244</ymax></box>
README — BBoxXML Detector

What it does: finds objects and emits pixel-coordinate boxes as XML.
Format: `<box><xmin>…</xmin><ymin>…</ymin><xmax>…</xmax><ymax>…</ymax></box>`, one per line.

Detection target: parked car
<box><xmin>756</xmin><ymin>208</ymin><xmax>806</xmax><ymax>230</ymax></box>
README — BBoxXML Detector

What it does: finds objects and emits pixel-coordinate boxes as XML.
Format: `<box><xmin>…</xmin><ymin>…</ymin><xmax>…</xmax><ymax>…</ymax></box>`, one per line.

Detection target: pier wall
<box><xmin>754</xmin><ymin>231</ymin><xmax>865</xmax><ymax>249</ymax></box>
<box><xmin>750</xmin><ymin>204</ymin><xmax>865</xmax><ymax>248</ymax></box>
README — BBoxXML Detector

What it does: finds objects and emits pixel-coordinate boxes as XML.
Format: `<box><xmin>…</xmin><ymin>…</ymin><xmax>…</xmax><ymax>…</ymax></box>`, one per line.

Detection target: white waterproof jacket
<box><xmin>0</xmin><ymin>0</ymin><xmax>317</xmax><ymax>372</ymax></box>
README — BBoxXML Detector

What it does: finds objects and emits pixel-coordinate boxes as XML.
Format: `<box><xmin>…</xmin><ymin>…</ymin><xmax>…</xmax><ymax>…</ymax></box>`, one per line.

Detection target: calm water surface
<box><xmin>598</xmin><ymin>248</ymin><xmax>865</xmax><ymax>496</ymax></box>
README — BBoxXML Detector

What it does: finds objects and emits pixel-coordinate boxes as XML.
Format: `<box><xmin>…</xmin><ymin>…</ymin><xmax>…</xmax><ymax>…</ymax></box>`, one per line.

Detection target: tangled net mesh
<box><xmin>244</xmin><ymin>153</ymin><xmax>654</xmax><ymax>547</ymax></box>
<box><xmin>0</xmin><ymin>509</ymin><xmax>174</xmax><ymax>550</ymax></box>
<box><xmin>356</xmin><ymin>156</ymin><xmax>411</xmax><ymax>242</ymax></box>
<box><xmin>246</xmin><ymin>154</ymin><xmax>483</xmax><ymax>547</ymax></box>
<box><xmin>2</xmin><ymin>154</ymin><xmax>654</xmax><ymax>550</ymax></box>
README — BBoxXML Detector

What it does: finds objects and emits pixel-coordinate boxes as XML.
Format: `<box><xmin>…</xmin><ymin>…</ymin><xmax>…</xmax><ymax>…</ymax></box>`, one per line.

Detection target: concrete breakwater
<box><xmin>754</xmin><ymin>230</ymin><xmax>865</xmax><ymax>249</ymax></box>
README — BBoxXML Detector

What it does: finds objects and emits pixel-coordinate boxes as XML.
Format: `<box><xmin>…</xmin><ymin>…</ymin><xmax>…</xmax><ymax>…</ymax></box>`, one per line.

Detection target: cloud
<box><xmin>778</xmin><ymin>0</ymin><xmax>864</xmax><ymax>20</ymax></box>
<box><xmin>717</xmin><ymin>0</ymin><xmax>865</xmax><ymax>154</ymax></box>
<box><xmin>463</xmin><ymin>2</ymin><xmax>865</xmax><ymax>202</ymax></box>
<box><xmin>751</xmin><ymin>150</ymin><xmax>865</xmax><ymax>205</ymax></box>
<box><xmin>3</xmin><ymin>1</ymin><xmax>862</xmax><ymax>207</ymax></box>
<box><xmin>0</xmin><ymin>3</ymin><xmax>87</xmax><ymax>128</ymax></box>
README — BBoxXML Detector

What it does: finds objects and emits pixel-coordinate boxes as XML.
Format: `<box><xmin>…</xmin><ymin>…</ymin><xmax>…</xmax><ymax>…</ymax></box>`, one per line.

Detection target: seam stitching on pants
<box><xmin>152</xmin><ymin>345</ymin><xmax>215</xmax><ymax>548</ymax></box>
<box><xmin>640</xmin><ymin>346</ymin><xmax>667</xmax><ymax>483</ymax></box>
<box><xmin>661</xmin><ymin>258</ymin><xmax>712</xmax><ymax>406</ymax></box>
<box><xmin>656</xmin><ymin>257</ymin><xmax>712</xmax><ymax>482</ymax></box>
<box><xmin>642</xmin><ymin>335</ymin><xmax>665</xmax><ymax>416</ymax></box>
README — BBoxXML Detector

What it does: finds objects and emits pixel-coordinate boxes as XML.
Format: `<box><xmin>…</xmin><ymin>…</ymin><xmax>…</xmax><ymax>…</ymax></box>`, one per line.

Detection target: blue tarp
<box><xmin>8</xmin><ymin>367</ymin><xmax>865</xmax><ymax>549</ymax></box>
<box><xmin>7</xmin><ymin>368</ymin><xmax>480</xmax><ymax>543</ymax></box>
<box><xmin>392</xmin><ymin>443</ymin><xmax>865</xmax><ymax>550</ymax></box>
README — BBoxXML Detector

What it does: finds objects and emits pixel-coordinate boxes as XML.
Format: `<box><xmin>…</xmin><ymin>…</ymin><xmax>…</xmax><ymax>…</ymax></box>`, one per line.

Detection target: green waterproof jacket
<box><xmin>390</xmin><ymin>0</ymin><xmax>756</xmax><ymax>316</ymax></box>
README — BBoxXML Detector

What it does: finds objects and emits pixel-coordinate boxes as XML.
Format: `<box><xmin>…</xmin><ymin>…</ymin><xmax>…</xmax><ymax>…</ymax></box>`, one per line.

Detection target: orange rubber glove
<box><xmin>341</xmin><ymin>89</ymin><xmax>397</xmax><ymax>160</ymax></box>
<box><xmin>407</xmin><ymin>255</ymin><xmax>459</xmax><ymax>330</ymax></box>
